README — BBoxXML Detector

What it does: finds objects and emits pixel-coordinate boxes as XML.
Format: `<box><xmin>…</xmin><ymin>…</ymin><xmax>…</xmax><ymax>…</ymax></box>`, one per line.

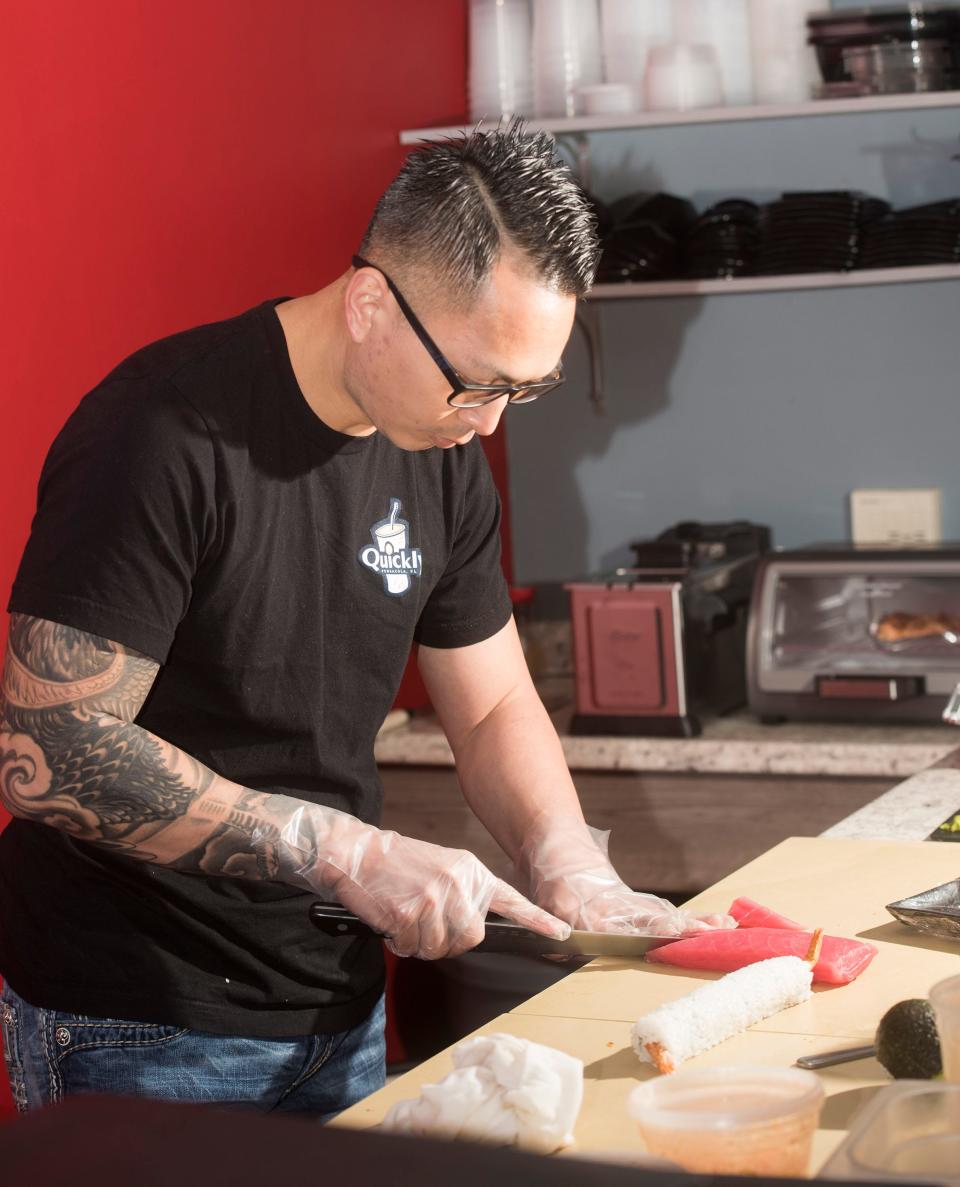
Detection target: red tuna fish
<box><xmin>647</xmin><ymin>927</ymin><xmax>877</xmax><ymax>985</ymax></box>
<box><xmin>728</xmin><ymin>896</ymin><xmax>805</xmax><ymax>931</ymax></box>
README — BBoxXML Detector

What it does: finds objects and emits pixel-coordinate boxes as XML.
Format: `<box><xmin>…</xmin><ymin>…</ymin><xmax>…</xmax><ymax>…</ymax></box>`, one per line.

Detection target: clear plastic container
<box><xmin>627</xmin><ymin>1066</ymin><xmax>824</xmax><ymax>1176</ymax></box>
<box><xmin>818</xmin><ymin>1081</ymin><xmax>960</xmax><ymax>1185</ymax></box>
<box><xmin>930</xmin><ymin>974</ymin><xmax>960</xmax><ymax>1084</ymax></box>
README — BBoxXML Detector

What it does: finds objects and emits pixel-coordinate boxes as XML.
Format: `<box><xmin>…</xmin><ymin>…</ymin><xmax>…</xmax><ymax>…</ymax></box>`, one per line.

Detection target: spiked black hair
<box><xmin>360</xmin><ymin>119</ymin><xmax>600</xmax><ymax>300</ymax></box>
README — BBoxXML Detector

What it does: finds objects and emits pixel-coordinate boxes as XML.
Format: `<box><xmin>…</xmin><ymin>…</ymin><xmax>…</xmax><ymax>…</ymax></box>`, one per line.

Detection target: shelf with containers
<box><xmin>400</xmin><ymin>89</ymin><xmax>960</xmax><ymax>142</ymax></box>
<box><xmin>589</xmin><ymin>262</ymin><xmax>960</xmax><ymax>300</ymax></box>
<box><xmin>399</xmin><ymin>89</ymin><xmax>960</xmax><ymax>302</ymax></box>
<box><xmin>400</xmin><ymin>91</ymin><xmax>960</xmax><ymax>411</ymax></box>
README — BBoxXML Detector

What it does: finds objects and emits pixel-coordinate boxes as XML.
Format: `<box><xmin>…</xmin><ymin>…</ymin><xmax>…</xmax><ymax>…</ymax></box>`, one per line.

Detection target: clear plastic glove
<box><xmin>275</xmin><ymin>803</ymin><xmax>570</xmax><ymax>960</ymax></box>
<box><xmin>517</xmin><ymin>818</ymin><xmax>737</xmax><ymax>939</ymax></box>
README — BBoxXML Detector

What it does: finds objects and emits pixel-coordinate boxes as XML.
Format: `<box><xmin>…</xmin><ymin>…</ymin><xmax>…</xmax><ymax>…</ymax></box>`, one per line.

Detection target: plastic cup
<box><xmin>468</xmin><ymin>0</ymin><xmax>533</xmax><ymax>121</ymax></box>
<box><xmin>578</xmin><ymin>83</ymin><xmax>637</xmax><ymax>116</ymax></box>
<box><xmin>532</xmin><ymin>0</ymin><xmax>602</xmax><ymax>117</ymax></box>
<box><xmin>627</xmin><ymin>1066</ymin><xmax>825</xmax><ymax>1177</ymax></box>
<box><xmin>930</xmin><ymin>974</ymin><xmax>960</xmax><ymax>1083</ymax></box>
<box><xmin>644</xmin><ymin>43</ymin><xmax>724</xmax><ymax>112</ymax></box>
<box><xmin>748</xmin><ymin>0</ymin><xmax>821</xmax><ymax>106</ymax></box>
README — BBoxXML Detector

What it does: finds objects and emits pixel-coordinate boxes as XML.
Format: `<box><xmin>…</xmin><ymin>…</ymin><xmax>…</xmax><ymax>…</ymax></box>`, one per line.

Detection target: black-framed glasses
<box><xmin>352</xmin><ymin>255</ymin><xmax>565</xmax><ymax>409</ymax></box>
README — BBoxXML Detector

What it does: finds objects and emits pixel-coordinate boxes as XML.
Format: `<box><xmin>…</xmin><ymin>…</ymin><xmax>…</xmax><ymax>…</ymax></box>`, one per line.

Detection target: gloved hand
<box><xmin>276</xmin><ymin>803</ymin><xmax>570</xmax><ymax>960</ymax></box>
<box><xmin>517</xmin><ymin>817</ymin><xmax>736</xmax><ymax>938</ymax></box>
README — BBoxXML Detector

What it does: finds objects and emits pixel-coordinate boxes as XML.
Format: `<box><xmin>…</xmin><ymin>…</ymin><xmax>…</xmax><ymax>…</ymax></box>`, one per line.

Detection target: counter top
<box><xmin>823</xmin><ymin>744</ymin><xmax>960</xmax><ymax>843</ymax></box>
<box><xmin>378</xmin><ymin>679</ymin><xmax>959</xmax><ymax>778</ymax></box>
<box><xmin>331</xmin><ymin>836</ymin><xmax>960</xmax><ymax>1172</ymax></box>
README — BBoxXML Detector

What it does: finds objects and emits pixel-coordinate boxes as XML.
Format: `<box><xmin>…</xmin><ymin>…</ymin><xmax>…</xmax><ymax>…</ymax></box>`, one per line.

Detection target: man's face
<box><xmin>345</xmin><ymin>256</ymin><xmax>577</xmax><ymax>452</ymax></box>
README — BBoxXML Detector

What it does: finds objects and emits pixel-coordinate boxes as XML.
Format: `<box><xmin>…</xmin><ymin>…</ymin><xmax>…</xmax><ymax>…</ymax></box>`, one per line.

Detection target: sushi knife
<box><xmin>309</xmin><ymin>903</ymin><xmax>676</xmax><ymax>958</ymax></box>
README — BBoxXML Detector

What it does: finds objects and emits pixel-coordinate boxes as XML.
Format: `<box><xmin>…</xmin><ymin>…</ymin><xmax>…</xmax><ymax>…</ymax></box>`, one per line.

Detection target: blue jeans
<box><xmin>0</xmin><ymin>980</ymin><xmax>385</xmax><ymax>1120</ymax></box>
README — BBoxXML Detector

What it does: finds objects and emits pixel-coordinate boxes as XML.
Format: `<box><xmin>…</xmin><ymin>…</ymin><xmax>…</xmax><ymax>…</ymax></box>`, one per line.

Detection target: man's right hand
<box><xmin>309</xmin><ymin>822</ymin><xmax>570</xmax><ymax>960</ymax></box>
<box><xmin>0</xmin><ymin>614</ymin><xmax>565</xmax><ymax>965</ymax></box>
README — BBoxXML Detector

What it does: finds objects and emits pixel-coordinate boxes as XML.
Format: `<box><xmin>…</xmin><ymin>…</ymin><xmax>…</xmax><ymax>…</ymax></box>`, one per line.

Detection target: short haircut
<box><xmin>360</xmin><ymin>119</ymin><xmax>600</xmax><ymax>301</ymax></box>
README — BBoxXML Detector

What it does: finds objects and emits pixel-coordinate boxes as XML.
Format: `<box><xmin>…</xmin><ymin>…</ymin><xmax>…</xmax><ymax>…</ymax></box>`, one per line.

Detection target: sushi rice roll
<box><xmin>632</xmin><ymin>931</ymin><xmax>822</xmax><ymax>1074</ymax></box>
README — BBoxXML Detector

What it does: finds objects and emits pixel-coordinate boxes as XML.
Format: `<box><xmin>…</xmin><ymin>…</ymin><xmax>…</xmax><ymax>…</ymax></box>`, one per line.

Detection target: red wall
<box><xmin>0</xmin><ymin>1</ymin><xmax>521</xmax><ymax>1106</ymax></box>
<box><xmin>1</xmin><ymin>1</ymin><xmax>515</xmax><ymax>795</ymax></box>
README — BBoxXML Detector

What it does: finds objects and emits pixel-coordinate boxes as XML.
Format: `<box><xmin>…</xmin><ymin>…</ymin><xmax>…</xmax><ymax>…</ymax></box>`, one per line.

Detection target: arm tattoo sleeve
<box><xmin>0</xmin><ymin>614</ymin><xmax>328</xmax><ymax>887</ymax></box>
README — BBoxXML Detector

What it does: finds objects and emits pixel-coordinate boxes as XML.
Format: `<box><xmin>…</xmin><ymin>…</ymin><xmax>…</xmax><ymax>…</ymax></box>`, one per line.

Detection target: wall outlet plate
<box><xmin>850</xmin><ymin>488</ymin><xmax>942</xmax><ymax>545</ymax></box>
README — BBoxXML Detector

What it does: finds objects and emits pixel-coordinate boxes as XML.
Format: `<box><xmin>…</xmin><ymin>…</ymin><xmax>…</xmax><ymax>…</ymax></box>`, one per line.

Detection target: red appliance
<box><xmin>566</xmin><ymin>522</ymin><xmax>770</xmax><ymax>737</ymax></box>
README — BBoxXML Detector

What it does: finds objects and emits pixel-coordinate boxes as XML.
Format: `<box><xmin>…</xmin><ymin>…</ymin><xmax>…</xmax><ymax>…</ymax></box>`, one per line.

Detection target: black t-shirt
<box><xmin>1</xmin><ymin>298</ymin><xmax>512</xmax><ymax>1036</ymax></box>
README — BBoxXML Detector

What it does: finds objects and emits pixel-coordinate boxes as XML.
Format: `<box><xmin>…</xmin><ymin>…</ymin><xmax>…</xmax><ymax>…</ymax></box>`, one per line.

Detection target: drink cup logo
<box><xmin>359</xmin><ymin>498</ymin><xmax>423</xmax><ymax>596</ymax></box>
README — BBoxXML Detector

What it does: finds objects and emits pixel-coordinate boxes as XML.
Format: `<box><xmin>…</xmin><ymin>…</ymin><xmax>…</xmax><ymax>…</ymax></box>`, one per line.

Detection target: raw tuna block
<box><xmin>728</xmin><ymin>896</ymin><xmax>805</xmax><ymax>931</ymax></box>
<box><xmin>647</xmin><ymin>927</ymin><xmax>877</xmax><ymax>985</ymax></box>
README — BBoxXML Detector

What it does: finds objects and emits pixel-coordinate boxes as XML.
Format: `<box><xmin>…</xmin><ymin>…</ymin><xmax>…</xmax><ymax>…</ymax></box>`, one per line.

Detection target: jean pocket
<box><xmin>52</xmin><ymin>1015</ymin><xmax>190</xmax><ymax>1101</ymax></box>
<box><xmin>53</xmin><ymin>1015</ymin><xmax>189</xmax><ymax>1061</ymax></box>
<box><xmin>0</xmin><ymin>990</ymin><xmax>29</xmax><ymax>1113</ymax></box>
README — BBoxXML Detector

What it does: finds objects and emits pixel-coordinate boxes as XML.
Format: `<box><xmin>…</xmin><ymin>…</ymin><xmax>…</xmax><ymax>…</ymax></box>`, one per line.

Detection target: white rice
<box><xmin>631</xmin><ymin>955</ymin><xmax>813</xmax><ymax>1073</ymax></box>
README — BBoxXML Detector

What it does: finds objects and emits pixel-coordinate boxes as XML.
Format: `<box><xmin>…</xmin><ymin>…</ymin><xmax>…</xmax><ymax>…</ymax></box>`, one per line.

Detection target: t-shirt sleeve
<box><xmin>8</xmin><ymin>378</ymin><xmax>216</xmax><ymax>663</ymax></box>
<box><xmin>413</xmin><ymin>443</ymin><xmax>513</xmax><ymax>649</ymax></box>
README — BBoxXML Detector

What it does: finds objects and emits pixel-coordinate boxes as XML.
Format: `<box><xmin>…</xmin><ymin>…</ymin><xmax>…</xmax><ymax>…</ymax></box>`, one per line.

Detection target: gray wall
<box><xmin>507</xmin><ymin>71</ymin><xmax>960</xmax><ymax>582</ymax></box>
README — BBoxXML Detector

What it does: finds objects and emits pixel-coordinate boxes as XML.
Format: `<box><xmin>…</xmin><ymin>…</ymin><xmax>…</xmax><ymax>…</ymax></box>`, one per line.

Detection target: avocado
<box><xmin>875</xmin><ymin>999</ymin><xmax>943</xmax><ymax>1080</ymax></box>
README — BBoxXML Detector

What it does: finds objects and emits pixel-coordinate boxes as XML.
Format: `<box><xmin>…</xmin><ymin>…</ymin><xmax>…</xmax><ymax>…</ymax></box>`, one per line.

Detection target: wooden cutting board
<box><xmin>331</xmin><ymin>837</ymin><xmax>960</xmax><ymax>1170</ymax></box>
<box><xmin>514</xmin><ymin>837</ymin><xmax>960</xmax><ymax>1041</ymax></box>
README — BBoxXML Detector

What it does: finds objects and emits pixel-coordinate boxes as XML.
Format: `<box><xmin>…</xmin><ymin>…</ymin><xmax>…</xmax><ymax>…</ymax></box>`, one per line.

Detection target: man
<box><xmin>0</xmin><ymin>123</ymin><xmax>729</xmax><ymax>1119</ymax></box>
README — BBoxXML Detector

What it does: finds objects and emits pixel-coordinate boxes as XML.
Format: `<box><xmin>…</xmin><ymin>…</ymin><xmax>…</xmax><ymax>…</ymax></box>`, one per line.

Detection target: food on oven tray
<box><xmin>633</xmin><ymin>931</ymin><xmax>823</xmax><ymax>1074</ymax></box>
<box><xmin>874</xmin><ymin>611</ymin><xmax>960</xmax><ymax>643</ymax></box>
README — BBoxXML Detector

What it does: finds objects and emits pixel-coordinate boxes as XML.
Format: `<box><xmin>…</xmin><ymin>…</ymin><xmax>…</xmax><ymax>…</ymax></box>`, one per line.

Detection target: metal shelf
<box><xmin>588</xmin><ymin>264</ymin><xmax>960</xmax><ymax>299</ymax></box>
<box><xmin>400</xmin><ymin>90</ymin><xmax>960</xmax><ymax>143</ymax></box>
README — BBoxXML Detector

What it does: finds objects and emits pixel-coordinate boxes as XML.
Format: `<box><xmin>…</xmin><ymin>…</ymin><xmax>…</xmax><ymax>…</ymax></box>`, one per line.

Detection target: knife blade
<box><xmin>309</xmin><ymin>903</ymin><xmax>676</xmax><ymax>958</ymax></box>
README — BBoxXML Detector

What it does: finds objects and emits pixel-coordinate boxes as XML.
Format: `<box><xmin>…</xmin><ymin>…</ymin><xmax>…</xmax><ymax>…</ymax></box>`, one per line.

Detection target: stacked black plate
<box><xmin>595</xmin><ymin>192</ymin><xmax>696</xmax><ymax>283</ymax></box>
<box><xmin>591</xmin><ymin>188</ymin><xmax>959</xmax><ymax>283</ymax></box>
<box><xmin>857</xmin><ymin>199</ymin><xmax>960</xmax><ymax>269</ymax></box>
<box><xmin>596</xmin><ymin>222</ymin><xmax>681</xmax><ymax>282</ymax></box>
<box><xmin>682</xmin><ymin>200</ymin><xmax>761</xmax><ymax>279</ymax></box>
<box><xmin>755</xmin><ymin>191</ymin><xmax>890</xmax><ymax>275</ymax></box>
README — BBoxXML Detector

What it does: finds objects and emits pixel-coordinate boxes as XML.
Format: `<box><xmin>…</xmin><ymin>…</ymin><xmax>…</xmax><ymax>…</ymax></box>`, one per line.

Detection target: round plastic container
<box><xmin>627</xmin><ymin>1066</ymin><xmax>825</xmax><ymax>1177</ymax></box>
<box><xmin>578</xmin><ymin>83</ymin><xmax>637</xmax><ymax>116</ymax></box>
<box><xmin>930</xmin><ymin>973</ymin><xmax>960</xmax><ymax>1084</ymax></box>
<box><xmin>644</xmin><ymin>43</ymin><xmax>724</xmax><ymax>112</ymax></box>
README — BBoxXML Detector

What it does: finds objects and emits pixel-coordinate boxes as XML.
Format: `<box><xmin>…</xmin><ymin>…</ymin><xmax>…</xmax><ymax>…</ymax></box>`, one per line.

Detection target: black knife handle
<box><xmin>309</xmin><ymin>903</ymin><xmax>375</xmax><ymax>939</ymax></box>
<box><xmin>308</xmin><ymin>903</ymin><xmax>566</xmax><ymax>956</ymax></box>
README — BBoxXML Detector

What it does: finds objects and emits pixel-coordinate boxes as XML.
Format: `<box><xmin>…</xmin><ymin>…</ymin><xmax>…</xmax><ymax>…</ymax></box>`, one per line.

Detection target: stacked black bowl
<box><xmin>590</xmin><ymin>188</ymin><xmax>959</xmax><ymax>283</ymax></box>
<box><xmin>755</xmin><ymin>191</ymin><xmax>890</xmax><ymax>275</ymax></box>
<box><xmin>594</xmin><ymin>192</ymin><xmax>696</xmax><ymax>283</ymax></box>
<box><xmin>682</xmin><ymin>200</ymin><xmax>761</xmax><ymax>279</ymax></box>
<box><xmin>857</xmin><ymin>199</ymin><xmax>960</xmax><ymax>269</ymax></box>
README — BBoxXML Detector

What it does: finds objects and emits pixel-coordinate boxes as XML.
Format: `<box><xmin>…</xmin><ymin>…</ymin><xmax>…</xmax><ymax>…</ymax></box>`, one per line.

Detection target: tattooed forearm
<box><xmin>0</xmin><ymin>615</ymin><xmax>332</xmax><ymax>891</ymax></box>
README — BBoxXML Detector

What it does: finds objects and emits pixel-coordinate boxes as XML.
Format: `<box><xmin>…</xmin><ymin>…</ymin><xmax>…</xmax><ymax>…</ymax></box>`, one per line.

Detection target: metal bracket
<box><xmin>556</xmin><ymin>132</ymin><xmax>604</xmax><ymax>413</ymax></box>
<box><xmin>574</xmin><ymin>301</ymin><xmax>606</xmax><ymax>416</ymax></box>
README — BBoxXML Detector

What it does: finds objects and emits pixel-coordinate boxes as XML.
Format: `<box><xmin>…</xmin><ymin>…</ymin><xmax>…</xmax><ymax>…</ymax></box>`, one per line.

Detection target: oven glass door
<box><xmin>768</xmin><ymin>572</ymin><xmax>960</xmax><ymax>676</ymax></box>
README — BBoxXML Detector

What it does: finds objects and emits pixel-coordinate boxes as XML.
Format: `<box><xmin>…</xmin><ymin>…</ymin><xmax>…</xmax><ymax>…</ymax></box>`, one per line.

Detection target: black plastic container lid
<box><xmin>807</xmin><ymin>5</ymin><xmax>960</xmax><ymax>44</ymax></box>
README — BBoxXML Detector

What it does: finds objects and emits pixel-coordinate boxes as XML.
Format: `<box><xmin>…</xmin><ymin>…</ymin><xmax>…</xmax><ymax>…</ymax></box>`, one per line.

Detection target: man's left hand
<box><xmin>517</xmin><ymin>817</ymin><xmax>737</xmax><ymax>939</ymax></box>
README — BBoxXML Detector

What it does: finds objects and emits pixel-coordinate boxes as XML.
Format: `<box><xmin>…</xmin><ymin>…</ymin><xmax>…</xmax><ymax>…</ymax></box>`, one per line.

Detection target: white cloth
<box><xmin>381</xmin><ymin>1032</ymin><xmax>584</xmax><ymax>1153</ymax></box>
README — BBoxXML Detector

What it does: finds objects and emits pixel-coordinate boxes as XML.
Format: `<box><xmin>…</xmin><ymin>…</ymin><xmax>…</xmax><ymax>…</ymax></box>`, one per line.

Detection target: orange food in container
<box><xmin>627</xmin><ymin>1066</ymin><xmax>825</xmax><ymax>1177</ymax></box>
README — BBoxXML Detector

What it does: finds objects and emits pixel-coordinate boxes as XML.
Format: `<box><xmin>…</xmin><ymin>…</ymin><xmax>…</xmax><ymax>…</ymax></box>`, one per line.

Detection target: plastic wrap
<box><xmin>277</xmin><ymin>804</ymin><xmax>569</xmax><ymax>959</ymax></box>
<box><xmin>518</xmin><ymin>817</ymin><xmax>735</xmax><ymax>937</ymax></box>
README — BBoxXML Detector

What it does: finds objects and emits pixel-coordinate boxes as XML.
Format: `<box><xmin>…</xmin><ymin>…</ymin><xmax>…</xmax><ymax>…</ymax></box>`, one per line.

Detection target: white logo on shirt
<box><xmin>359</xmin><ymin>498</ymin><xmax>422</xmax><ymax>597</ymax></box>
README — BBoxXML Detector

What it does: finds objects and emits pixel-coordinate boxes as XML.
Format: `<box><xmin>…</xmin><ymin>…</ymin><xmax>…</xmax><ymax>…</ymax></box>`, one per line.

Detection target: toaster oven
<box><xmin>747</xmin><ymin>543</ymin><xmax>960</xmax><ymax>723</ymax></box>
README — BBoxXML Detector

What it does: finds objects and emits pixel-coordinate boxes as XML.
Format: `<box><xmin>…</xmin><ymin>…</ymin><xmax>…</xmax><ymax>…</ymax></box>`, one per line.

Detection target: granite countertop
<box><xmin>376</xmin><ymin>678</ymin><xmax>960</xmax><ymax>779</ymax></box>
<box><xmin>822</xmin><ymin>744</ymin><xmax>960</xmax><ymax>843</ymax></box>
